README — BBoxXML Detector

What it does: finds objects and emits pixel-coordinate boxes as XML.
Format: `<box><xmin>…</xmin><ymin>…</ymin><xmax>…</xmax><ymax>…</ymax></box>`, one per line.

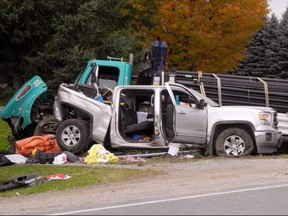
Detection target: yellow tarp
<box><xmin>84</xmin><ymin>144</ymin><xmax>118</xmax><ymax>164</ymax></box>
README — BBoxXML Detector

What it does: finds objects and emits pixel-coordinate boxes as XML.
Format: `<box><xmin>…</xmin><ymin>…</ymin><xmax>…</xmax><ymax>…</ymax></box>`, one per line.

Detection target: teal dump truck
<box><xmin>1</xmin><ymin>57</ymin><xmax>136</xmax><ymax>140</ymax></box>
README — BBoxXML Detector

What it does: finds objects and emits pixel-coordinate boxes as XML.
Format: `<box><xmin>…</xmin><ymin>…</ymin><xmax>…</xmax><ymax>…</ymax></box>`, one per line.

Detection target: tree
<box><xmin>231</xmin><ymin>14</ymin><xmax>281</xmax><ymax>78</ymax></box>
<box><xmin>0</xmin><ymin>0</ymin><xmax>58</xmax><ymax>90</ymax></box>
<box><xmin>277</xmin><ymin>7</ymin><xmax>288</xmax><ymax>79</ymax></box>
<box><xmin>119</xmin><ymin>0</ymin><xmax>158</xmax><ymax>72</ymax></box>
<box><xmin>143</xmin><ymin>0</ymin><xmax>269</xmax><ymax>73</ymax></box>
<box><xmin>25</xmin><ymin>0</ymin><xmax>124</xmax><ymax>91</ymax></box>
<box><xmin>0</xmin><ymin>0</ymin><xmax>148</xmax><ymax>92</ymax></box>
<box><xmin>0</xmin><ymin>0</ymin><xmax>271</xmax><ymax>94</ymax></box>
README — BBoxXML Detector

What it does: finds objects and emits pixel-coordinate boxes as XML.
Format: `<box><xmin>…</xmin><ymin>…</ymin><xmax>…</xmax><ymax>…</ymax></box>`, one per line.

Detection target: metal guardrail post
<box><xmin>197</xmin><ymin>71</ymin><xmax>206</xmax><ymax>96</ymax></box>
<box><xmin>197</xmin><ymin>71</ymin><xmax>202</xmax><ymax>81</ymax></box>
<box><xmin>129</xmin><ymin>53</ymin><xmax>133</xmax><ymax>65</ymax></box>
<box><xmin>256</xmin><ymin>77</ymin><xmax>269</xmax><ymax>107</ymax></box>
<box><xmin>107</xmin><ymin>56</ymin><xmax>123</xmax><ymax>61</ymax></box>
<box><xmin>199</xmin><ymin>82</ymin><xmax>206</xmax><ymax>96</ymax></box>
<box><xmin>212</xmin><ymin>74</ymin><xmax>222</xmax><ymax>106</ymax></box>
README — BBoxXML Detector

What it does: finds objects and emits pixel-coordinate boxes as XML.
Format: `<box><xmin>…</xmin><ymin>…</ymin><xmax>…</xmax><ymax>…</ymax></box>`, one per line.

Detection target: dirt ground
<box><xmin>1</xmin><ymin>156</ymin><xmax>288</xmax><ymax>215</ymax></box>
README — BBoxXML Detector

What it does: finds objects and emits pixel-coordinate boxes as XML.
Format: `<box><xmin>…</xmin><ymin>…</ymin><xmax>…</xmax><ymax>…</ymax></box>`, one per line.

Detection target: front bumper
<box><xmin>255</xmin><ymin>131</ymin><xmax>282</xmax><ymax>154</ymax></box>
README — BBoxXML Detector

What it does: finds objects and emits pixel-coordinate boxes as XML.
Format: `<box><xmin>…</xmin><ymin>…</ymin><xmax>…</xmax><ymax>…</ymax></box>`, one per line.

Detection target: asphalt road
<box><xmin>51</xmin><ymin>182</ymin><xmax>288</xmax><ymax>215</ymax></box>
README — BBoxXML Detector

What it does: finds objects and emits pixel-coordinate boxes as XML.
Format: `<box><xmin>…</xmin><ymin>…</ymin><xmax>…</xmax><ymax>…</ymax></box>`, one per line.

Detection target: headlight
<box><xmin>259</xmin><ymin>112</ymin><xmax>272</xmax><ymax>125</ymax></box>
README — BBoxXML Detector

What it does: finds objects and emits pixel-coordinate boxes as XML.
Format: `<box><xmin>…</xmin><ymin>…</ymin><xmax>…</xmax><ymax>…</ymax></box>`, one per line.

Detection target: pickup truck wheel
<box><xmin>215</xmin><ymin>128</ymin><xmax>254</xmax><ymax>157</ymax></box>
<box><xmin>34</xmin><ymin>116</ymin><xmax>60</xmax><ymax>136</ymax></box>
<box><xmin>56</xmin><ymin>119</ymin><xmax>90</xmax><ymax>154</ymax></box>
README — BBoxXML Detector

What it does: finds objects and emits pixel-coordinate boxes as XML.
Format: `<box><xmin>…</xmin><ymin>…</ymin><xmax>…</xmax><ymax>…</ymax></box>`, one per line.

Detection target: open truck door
<box><xmin>164</xmin><ymin>82</ymin><xmax>208</xmax><ymax>145</ymax></box>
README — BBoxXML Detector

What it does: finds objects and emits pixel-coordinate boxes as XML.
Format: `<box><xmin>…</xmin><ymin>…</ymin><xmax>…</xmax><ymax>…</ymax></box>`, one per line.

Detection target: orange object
<box><xmin>16</xmin><ymin>134</ymin><xmax>61</xmax><ymax>156</ymax></box>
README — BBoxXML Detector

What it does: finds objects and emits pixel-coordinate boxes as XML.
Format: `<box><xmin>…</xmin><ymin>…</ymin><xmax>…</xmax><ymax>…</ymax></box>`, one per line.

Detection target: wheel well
<box><xmin>211</xmin><ymin>123</ymin><xmax>256</xmax><ymax>155</ymax></box>
<box><xmin>62</xmin><ymin>104</ymin><xmax>91</xmax><ymax>122</ymax></box>
<box><xmin>61</xmin><ymin>103</ymin><xmax>93</xmax><ymax>139</ymax></box>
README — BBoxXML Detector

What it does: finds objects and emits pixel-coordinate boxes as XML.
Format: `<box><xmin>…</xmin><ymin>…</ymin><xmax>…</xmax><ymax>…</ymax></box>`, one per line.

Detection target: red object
<box><xmin>46</xmin><ymin>173</ymin><xmax>71</xmax><ymax>181</ymax></box>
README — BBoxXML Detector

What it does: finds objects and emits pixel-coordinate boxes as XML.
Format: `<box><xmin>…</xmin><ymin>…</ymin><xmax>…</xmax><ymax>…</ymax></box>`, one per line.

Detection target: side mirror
<box><xmin>198</xmin><ymin>99</ymin><xmax>207</xmax><ymax>109</ymax></box>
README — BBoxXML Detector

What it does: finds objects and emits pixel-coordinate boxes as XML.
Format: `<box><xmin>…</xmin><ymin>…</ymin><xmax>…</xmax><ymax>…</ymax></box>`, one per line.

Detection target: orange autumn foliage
<box><xmin>123</xmin><ymin>0</ymin><xmax>269</xmax><ymax>73</ymax></box>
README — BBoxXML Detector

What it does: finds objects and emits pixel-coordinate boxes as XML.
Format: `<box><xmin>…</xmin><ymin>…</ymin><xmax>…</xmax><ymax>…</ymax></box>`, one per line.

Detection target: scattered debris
<box><xmin>14</xmin><ymin>134</ymin><xmax>61</xmax><ymax>156</ymax></box>
<box><xmin>84</xmin><ymin>144</ymin><xmax>119</xmax><ymax>164</ymax></box>
<box><xmin>167</xmin><ymin>146</ymin><xmax>179</xmax><ymax>156</ymax></box>
<box><xmin>0</xmin><ymin>173</ymin><xmax>44</xmax><ymax>192</ymax></box>
<box><xmin>120</xmin><ymin>155</ymin><xmax>146</xmax><ymax>163</ymax></box>
<box><xmin>52</xmin><ymin>153</ymin><xmax>67</xmax><ymax>165</ymax></box>
<box><xmin>117</xmin><ymin>152</ymin><xmax>167</xmax><ymax>159</ymax></box>
<box><xmin>46</xmin><ymin>173</ymin><xmax>71</xmax><ymax>181</ymax></box>
<box><xmin>117</xmin><ymin>149</ymin><xmax>194</xmax><ymax>159</ymax></box>
<box><xmin>181</xmin><ymin>154</ymin><xmax>195</xmax><ymax>159</ymax></box>
<box><xmin>2</xmin><ymin>134</ymin><xmax>198</xmax><ymax>167</ymax></box>
<box><xmin>4</xmin><ymin>154</ymin><xmax>27</xmax><ymax>164</ymax></box>
<box><xmin>33</xmin><ymin>150</ymin><xmax>79</xmax><ymax>164</ymax></box>
<box><xmin>0</xmin><ymin>154</ymin><xmax>14</xmax><ymax>166</ymax></box>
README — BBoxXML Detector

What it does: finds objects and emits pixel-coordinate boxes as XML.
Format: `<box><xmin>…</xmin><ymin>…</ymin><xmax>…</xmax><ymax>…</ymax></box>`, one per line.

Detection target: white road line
<box><xmin>50</xmin><ymin>183</ymin><xmax>288</xmax><ymax>215</ymax></box>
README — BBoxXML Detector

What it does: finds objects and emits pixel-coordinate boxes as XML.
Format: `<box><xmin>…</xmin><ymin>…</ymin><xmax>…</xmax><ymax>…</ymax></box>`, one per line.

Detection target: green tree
<box><xmin>0</xmin><ymin>0</ymin><xmax>57</xmax><ymax>90</ymax></box>
<box><xmin>25</xmin><ymin>0</ymin><xmax>124</xmax><ymax>91</ymax></box>
<box><xmin>277</xmin><ymin>8</ymin><xmax>288</xmax><ymax>79</ymax></box>
<box><xmin>0</xmin><ymin>0</ymin><xmax>149</xmax><ymax>92</ymax></box>
<box><xmin>119</xmin><ymin>0</ymin><xmax>158</xmax><ymax>72</ymax></box>
<box><xmin>232</xmin><ymin>14</ymin><xmax>281</xmax><ymax>78</ymax></box>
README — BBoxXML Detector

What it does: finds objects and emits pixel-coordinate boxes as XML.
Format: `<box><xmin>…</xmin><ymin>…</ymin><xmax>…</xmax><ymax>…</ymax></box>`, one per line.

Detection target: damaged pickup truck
<box><xmin>1</xmin><ymin>57</ymin><xmax>282</xmax><ymax>157</ymax></box>
<box><xmin>52</xmin><ymin>81</ymin><xmax>282</xmax><ymax>157</ymax></box>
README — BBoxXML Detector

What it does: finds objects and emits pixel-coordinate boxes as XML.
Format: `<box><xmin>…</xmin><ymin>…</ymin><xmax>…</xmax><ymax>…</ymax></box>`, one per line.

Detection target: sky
<box><xmin>269</xmin><ymin>0</ymin><xmax>288</xmax><ymax>20</ymax></box>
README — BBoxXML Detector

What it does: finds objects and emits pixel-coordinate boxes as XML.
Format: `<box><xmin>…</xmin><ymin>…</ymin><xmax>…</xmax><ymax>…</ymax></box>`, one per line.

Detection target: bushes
<box><xmin>0</xmin><ymin>86</ymin><xmax>13</xmax><ymax>103</ymax></box>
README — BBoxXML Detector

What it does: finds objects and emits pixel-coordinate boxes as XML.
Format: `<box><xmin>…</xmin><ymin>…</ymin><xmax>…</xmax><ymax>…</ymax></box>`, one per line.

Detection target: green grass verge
<box><xmin>0</xmin><ymin>164</ymin><xmax>163</xmax><ymax>197</ymax></box>
<box><xmin>0</xmin><ymin>117</ymin><xmax>11</xmax><ymax>152</ymax></box>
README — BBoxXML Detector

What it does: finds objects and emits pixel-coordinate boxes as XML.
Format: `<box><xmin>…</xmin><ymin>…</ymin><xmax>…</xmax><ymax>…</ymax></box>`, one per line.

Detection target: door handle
<box><xmin>178</xmin><ymin>111</ymin><xmax>185</xmax><ymax>114</ymax></box>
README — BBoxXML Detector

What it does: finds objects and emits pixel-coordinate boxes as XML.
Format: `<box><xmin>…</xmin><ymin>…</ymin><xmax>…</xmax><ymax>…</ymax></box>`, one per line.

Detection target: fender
<box><xmin>1</xmin><ymin>76</ymin><xmax>48</xmax><ymax>131</ymax></box>
<box><xmin>208</xmin><ymin>120</ymin><xmax>256</xmax><ymax>147</ymax></box>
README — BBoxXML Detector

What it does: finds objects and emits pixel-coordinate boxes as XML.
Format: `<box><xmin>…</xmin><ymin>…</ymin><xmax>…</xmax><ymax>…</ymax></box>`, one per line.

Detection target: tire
<box><xmin>33</xmin><ymin>116</ymin><xmax>60</xmax><ymax>136</ymax></box>
<box><xmin>31</xmin><ymin>99</ymin><xmax>41</xmax><ymax>122</ymax></box>
<box><xmin>215</xmin><ymin>127</ymin><xmax>254</xmax><ymax>157</ymax></box>
<box><xmin>56</xmin><ymin>119</ymin><xmax>90</xmax><ymax>154</ymax></box>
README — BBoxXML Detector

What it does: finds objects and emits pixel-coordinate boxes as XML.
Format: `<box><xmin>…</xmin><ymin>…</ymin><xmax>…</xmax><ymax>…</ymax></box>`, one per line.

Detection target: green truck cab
<box><xmin>76</xmin><ymin>59</ymin><xmax>132</xmax><ymax>87</ymax></box>
<box><xmin>1</xmin><ymin>58</ymin><xmax>135</xmax><ymax>140</ymax></box>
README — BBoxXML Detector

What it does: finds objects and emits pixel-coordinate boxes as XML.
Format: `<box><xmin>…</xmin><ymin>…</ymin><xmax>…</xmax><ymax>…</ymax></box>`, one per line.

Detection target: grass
<box><xmin>0</xmin><ymin>163</ymin><xmax>163</xmax><ymax>197</ymax></box>
<box><xmin>0</xmin><ymin>99</ymin><xmax>201</xmax><ymax>198</ymax></box>
<box><xmin>0</xmin><ymin>100</ymin><xmax>163</xmax><ymax>198</ymax></box>
<box><xmin>0</xmin><ymin>97</ymin><xmax>11</xmax><ymax>152</ymax></box>
<box><xmin>0</xmin><ymin>115</ymin><xmax>11</xmax><ymax>152</ymax></box>
<box><xmin>0</xmin><ymin>116</ymin><xmax>167</xmax><ymax>198</ymax></box>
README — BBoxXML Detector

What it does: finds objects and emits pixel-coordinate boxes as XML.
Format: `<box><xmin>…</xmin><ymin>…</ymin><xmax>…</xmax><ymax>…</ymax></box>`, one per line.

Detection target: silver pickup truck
<box><xmin>53</xmin><ymin>82</ymin><xmax>282</xmax><ymax>156</ymax></box>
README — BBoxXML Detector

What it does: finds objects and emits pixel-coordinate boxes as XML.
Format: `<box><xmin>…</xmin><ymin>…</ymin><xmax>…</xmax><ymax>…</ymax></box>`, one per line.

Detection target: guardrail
<box><xmin>277</xmin><ymin>113</ymin><xmax>288</xmax><ymax>141</ymax></box>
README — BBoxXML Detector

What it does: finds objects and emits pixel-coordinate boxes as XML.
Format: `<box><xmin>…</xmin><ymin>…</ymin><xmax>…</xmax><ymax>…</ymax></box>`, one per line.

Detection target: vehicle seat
<box><xmin>120</xmin><ymin>103</ymin><xmax>153</xmax><ymax>134</ymax></box>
